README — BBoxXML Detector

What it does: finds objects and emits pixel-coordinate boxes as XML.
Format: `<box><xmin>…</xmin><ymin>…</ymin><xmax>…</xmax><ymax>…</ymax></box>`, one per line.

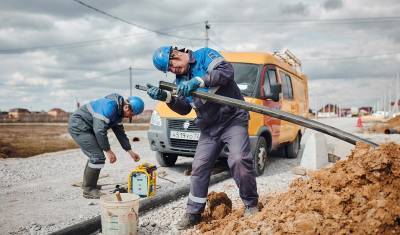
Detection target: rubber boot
<box><xmin>82</xmin><ymin>164</ymin><xmax>103</xmax><ymax>199</ymax></box>
<box><xmin>82</xmin><ymin>162</ymin><xmax>102</xmax><ymax>190</ymax></box>
<box><xmin>176</xmin><ymin>213</ymin><xmax>201</xmax><ymax>230</ymax></box>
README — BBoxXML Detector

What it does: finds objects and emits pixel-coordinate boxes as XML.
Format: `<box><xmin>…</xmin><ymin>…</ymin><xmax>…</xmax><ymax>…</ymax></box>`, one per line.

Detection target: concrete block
<box><xmin>300</xmin><ymin>132</ymin><xmax>329</xmax><ymax>170</ymax></box>
<box><xmin>292</xmin><ymin>166</ymin><xmax>307</xmax><ymax>176</ymax></box>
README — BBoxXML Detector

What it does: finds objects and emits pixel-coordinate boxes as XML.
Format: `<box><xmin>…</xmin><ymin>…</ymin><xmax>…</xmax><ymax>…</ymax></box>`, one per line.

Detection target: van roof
<box><xmin>221</xmin><ymin>51</ymin><xmax>305</xmax><ymax>79</ymax></box>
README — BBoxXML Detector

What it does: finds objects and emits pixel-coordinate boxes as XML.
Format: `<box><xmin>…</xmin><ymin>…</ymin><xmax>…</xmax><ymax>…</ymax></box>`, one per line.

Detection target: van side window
<box><xmin>263</xmin><ymin>70</ymin><xmax>271</xmax><ymax>95</ymax></box>
<box><xmin>281</xmin><ymin>72</ymin><xmax>293</xmax><ymax>100</ymax></box>
<box><xmin>268</xmin><ymin>70</ymin><xmax>277</xmax><ymax>85</ymax></box>
<box><xmin>263</xmin><ymin>69</ymin><xmax>277</xmax><ymax>96</ymax></box>
<box><xmin>285</xmin><ymin>74</ymin><xmax>293</xmax><ymax>99</ymax></box>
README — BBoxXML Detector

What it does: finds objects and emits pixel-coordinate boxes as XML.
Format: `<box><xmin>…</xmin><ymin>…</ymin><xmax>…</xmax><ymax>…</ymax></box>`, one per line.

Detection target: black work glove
<box><xmin>146</xmin><ymin>84</ymin><xmax>168</xmax><ymax>101</ymax></box>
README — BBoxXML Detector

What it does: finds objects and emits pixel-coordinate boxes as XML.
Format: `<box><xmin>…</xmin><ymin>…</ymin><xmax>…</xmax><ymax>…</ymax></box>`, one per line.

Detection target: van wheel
<box><xmin>286</xmin><ymin>134</ymin><xmax>301</xmax><ymax>158</ymax></box>
<box><xmin>155</xmin><ymin>152</ymin><xmax>178</xmax><ymax>167</ymax></box>
<box><xmin>253</xmin><ymin>136</ymin><xmax>268</xmax><ymax>176</ymax></box>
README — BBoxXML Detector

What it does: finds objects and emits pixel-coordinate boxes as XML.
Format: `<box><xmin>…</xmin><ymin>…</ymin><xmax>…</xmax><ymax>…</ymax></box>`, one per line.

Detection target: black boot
<box><xmin>82</xmin><ymin>162</ymin><xmax>102</xmax><ymax>190</ymax></box>
<box><xmin>176</xmin><ymin>213</ymin><xmax>201</xmax><ymax>230</ymax></box>
<box><xmin>82</xmin><ymin>163</ymin><xmax>103</xmax><ymax>199</ymax></box>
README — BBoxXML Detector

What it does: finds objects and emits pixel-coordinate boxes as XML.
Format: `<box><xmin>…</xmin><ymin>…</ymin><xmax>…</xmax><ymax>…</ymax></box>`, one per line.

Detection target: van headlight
<box><xmin>150</xmin><ymin>110</ymin><xmax>162</xmax><ymax>126</ymax></box>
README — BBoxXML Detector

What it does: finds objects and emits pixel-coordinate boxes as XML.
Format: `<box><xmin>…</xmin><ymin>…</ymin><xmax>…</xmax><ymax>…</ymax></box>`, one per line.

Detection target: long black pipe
<box><xmin>139</xmin><ymin>81</ymin><xmax>378</xmax><ymax>147</ymax></box>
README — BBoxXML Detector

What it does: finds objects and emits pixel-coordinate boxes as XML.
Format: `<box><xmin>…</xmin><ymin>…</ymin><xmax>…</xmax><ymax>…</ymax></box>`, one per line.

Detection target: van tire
<box><xmin>253</xmin><ymin>136</ymin><xmax>268</xmax><ymax>176</ymax></box>
<box><xmin>286</xmin><ymin>134</ymin><xmax>301</xmax><ymax>158</ymax></box>
<box><xmin>156</xmin><ymin>152</ymin><xmax>178</xmax><ymax>167</ymax></box>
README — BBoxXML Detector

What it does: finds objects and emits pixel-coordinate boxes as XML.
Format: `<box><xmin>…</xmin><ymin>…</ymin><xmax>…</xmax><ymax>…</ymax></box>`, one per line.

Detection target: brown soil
<box><xmin>0</xmin><ymin>124</ymin><xmax>78</xmax><ymax>158</ymax></box>
<box><xmin>194</xmin><ymin>143</ymin><xmax>400</xmax><ymax>235</ymax></box>
<box><xmin>202</xmin><ymin>192</ymin><xmax>233</xmax><ymax>221</ymax></box>
<box><xmin>369</xmin><ymin>116</ymin><xmax>400</xmax><ymax>133</ymax></box>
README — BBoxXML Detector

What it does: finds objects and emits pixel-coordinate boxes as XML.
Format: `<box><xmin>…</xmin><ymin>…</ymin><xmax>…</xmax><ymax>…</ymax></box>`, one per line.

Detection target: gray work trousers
<box><xmin>69</xmin><ymin>131</ymin><xmax>106</xmax><ymax>169</ymax></box>
<box><xmin>187</xmin><ymin>124</ymin><xmax>259</xmax><ymax>214</ymax></box>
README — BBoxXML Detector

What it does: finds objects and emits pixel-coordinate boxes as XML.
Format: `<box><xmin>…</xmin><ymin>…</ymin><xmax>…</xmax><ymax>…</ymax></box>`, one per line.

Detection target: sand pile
<box><xmin>194</xmin><ymin>143</ymin><xmax>400</xmax><ymax>234</ymax></box>
<box><xmin>369</xmin><ymin>116</ymin><xmax>400</xmax><ymax>133</ymax></box>
<box><xmin>203</xmin><ymin>192</ymin><xmax>233</xmax><ymax>220</ymax></box>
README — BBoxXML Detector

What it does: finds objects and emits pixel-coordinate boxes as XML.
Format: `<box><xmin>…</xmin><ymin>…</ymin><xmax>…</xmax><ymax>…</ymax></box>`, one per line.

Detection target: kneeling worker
<box><xmin>68</xmin><ymin>93</ymin><xmax>144</xmax><ymax>199</ymax></box>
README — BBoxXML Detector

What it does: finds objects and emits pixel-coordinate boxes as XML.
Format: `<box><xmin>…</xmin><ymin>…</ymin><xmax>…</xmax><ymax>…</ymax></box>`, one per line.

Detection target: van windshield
<box><xmin>231</xmin><ymin>63</ymin><xmax>260</xmax><ymax>96</ymax></box>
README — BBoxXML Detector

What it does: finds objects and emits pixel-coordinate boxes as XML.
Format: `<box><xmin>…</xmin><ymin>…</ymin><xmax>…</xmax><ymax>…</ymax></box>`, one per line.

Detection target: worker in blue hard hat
<box><xmin>149</xmin><ymin>46</ymin><xmax>259</xmax><ymax>229</ymax></box>
<box><xmin>68</xmin><ymin>93</ymin><xmax>144</xmax><ymax>199</ymax></box>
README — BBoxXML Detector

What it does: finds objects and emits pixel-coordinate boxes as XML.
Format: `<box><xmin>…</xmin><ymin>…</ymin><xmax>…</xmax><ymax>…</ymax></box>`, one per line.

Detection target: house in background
<box><xmin>48</xmin><ymin>108</ymin><xmax>68</xmax><ymax>118</ymax></box>
<box><xmin>8</xmin><ymin>108</ymin><xmax>31</xmax><ymax>119</ymax></box>
<box><xmin>317</xmin><ymin>104</ymin><xmax>339</xmax><ymax>118</ymax></box>
<box><xmin>359</xmin><ymin>106</ymin><xmax>373</xmax><ymax>115</ymax></box>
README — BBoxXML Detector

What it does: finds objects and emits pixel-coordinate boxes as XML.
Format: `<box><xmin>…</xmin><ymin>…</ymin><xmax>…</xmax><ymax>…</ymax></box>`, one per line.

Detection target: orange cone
<box><xmin>356</xmin><ymin>116</ymin><xmax>363</xmax><ymax>128</ymax></box>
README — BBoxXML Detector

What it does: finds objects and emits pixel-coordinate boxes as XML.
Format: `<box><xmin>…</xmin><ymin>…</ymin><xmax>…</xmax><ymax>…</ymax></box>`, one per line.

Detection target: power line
<box><xmin>0</xmin><ymin>21</ymin><xmax>202</xmax><ymax>54</ymax></box>
<box><xmin>302</xmin><ymin>51</ymin><xmax>400</xmax><ymax>61</ymax></box>
<box><xmin>211</xmin><ymin>16</ymin><xmax>400</xmax><ymax>25</ymax></box>
<box><xmin>73</xmin><ymin>0</ymin><xmax>204</xmax><ymax>41</ymax></box>
<box><xmin>41</xmin><ymin>65</ymin><xmax>155</xmax><ymax>73</ymax></box>
<box><xmin>209</xmin><ymin>38</ymin><xmax>227</xmax><ymax>51</ymax></box>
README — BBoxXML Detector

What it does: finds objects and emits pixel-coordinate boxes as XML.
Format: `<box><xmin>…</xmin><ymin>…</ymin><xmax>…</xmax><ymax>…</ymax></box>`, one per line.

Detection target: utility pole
<box><xmin>205</xmin><ymin>20</ymin><xmax>210</xmax><ymax>48</ymax></box>
<box><xmin>129</xmin><ymin>66</ymin><xmax>132</xmax><ymax>123</ymax></box>
<box><xmin>129</xmin><ymin>66</ymin><xmax>132</xmax><ymax>97</ymax></box>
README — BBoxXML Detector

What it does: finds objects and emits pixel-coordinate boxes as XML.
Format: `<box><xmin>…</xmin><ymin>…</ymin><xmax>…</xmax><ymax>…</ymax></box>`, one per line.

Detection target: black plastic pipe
<box><xmin>151</xmin><ymin>81</ymin><xmax>378</xmax><ymax>147</ymax></box>
<box><xmin>384</xmin><ymin>128</ymin><xmax>399</xmax><ymax>134</ymax></box>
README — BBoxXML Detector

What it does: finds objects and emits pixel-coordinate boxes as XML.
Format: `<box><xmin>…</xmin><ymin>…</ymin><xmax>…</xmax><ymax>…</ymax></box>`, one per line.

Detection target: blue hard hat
<box><xmin>152</xmin><ymin>46</ymin><xmax>172</xmax><ymax>73</ymax></box>
<box><xmin>127</xmin><ymin>96</ymin><xmax>144</xmax><ymax>115</ymax></box>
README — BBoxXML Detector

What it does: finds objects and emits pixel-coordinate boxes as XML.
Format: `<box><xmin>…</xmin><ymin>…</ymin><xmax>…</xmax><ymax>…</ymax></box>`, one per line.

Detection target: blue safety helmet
<box><xmin>127</xmin><ymin>96</ymin><xmax>144</xmax><ymax>115</ymax></box>
<box><xmin>152</xmin><ymin>46</ymin><xmax>172</xmax><ymax>73</ymax></box>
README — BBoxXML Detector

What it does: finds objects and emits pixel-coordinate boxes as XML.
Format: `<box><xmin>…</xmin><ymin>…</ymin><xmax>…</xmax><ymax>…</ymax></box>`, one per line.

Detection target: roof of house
<box><xmin>9</xmin><ymin>108</ymin><xmax>30</xmax><ymax>113</ymax></box>
<box><xmin>48</xmin><ymin>108</ymin><xmax>67</xmax><ymax>113</ymax></box>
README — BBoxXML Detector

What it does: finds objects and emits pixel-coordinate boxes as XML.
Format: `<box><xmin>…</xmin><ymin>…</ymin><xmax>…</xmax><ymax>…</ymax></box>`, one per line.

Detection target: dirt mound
<box><xmin>194</xmin><ymin>143</ymin><xmax>400</xmax><ymax>234</ymax></box>
<box><xmin>369</xmin><ymin>116</ymin><xmax>400</xmax><ymax>133</ymax></box>
<box><xmin>202</xmin><ymin>192</ymin><xmax>232</xmax><ymax>221</ymax></box>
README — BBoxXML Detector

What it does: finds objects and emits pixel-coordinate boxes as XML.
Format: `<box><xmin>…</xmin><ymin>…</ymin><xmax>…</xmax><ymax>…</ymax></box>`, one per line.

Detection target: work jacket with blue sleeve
<box><xmin>167</xmin><ymin>48</ymin><xmax>249</xmax><ymax>136</ymax></box>
<box><xmin>69</xmin><ymin>93</ymin><xmax>131</xmax><ymax>151</ymax></box>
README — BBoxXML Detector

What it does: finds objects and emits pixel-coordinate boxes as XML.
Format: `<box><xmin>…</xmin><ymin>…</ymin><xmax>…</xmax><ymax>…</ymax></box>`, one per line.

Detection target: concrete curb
<box><xmin>300</xmin><ymin>132</ymin><xmax>329</xmax><ymax>170</ymax></box>
<box><xmin>50</xmin><ymin>171</ymin><xmax>231</xmax><ymax>235</ymax></box>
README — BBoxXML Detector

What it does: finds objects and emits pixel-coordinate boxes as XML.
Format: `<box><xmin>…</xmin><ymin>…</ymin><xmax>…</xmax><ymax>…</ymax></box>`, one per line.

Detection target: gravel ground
<box><xmin>0</xmin><ymin>130</ymin><xmax>194</xmax><ymax>234</ymax></box>
<box><xmin>1</xmin><ymin>117</ymin><xmax>399</xmax><ymax>234</ymax></box>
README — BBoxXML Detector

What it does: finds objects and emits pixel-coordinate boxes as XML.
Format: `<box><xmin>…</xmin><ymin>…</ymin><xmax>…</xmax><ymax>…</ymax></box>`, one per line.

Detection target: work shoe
<box><xmin>176</xmin><ymin>213</ymin><xmax>201</xmax><ymax>230</ymax></box>
<box><xmin>82</xmin><ymin>164</ymin><xmax>104</xmax><ymax>199</ymax></box>
<box><xmin>244</xmin><ymin>206</ymin><xmax>259</xmax><ymax>217</ymax></box>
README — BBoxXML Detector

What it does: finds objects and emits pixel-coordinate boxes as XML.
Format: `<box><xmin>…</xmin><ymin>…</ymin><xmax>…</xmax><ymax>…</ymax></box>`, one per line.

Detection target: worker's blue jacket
<box><xmin>167</xmin><ymin>48</ymin><xmax>249</xmax><ymax>136</ymax></box>
<box><xmin>68</xmin><ymin>93</ymin><xmax>131</xmax><ymax>151</ymax></box>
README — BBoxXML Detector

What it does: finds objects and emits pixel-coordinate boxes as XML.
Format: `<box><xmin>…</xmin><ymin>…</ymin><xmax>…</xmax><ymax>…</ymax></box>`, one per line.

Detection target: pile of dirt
<box><xmin>194</xmin><ymin>143</ymin><xmax>400</xmax><ymax>234</ymax></box>
<box><xmin>202</xmin><ymin>192</ymin><xmax>232</xmax><ymax>221</ymax></box>
<box><xmin>369</xmin><ymin>116</ymin><xmax>400</xmax><ymax>133</ymax></box>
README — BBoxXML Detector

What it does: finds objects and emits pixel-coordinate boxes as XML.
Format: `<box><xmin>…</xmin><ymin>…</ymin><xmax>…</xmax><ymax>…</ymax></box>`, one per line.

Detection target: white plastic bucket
<box><xmin>100</xmin><ymin>193</ymin><xmax>140</xmax><ymax>235</ymax></box>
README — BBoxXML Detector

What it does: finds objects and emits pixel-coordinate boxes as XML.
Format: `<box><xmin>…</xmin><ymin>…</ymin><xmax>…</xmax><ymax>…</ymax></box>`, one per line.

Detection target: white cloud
<box><xmin>8</xmin><ymin>72</ymin><xmax>50</xmax><ymax>86</ymax></box>
<box><xmin>0</xmin><ymin>0</ymin><xmax>399</xmax><ymax>112</ymax></box>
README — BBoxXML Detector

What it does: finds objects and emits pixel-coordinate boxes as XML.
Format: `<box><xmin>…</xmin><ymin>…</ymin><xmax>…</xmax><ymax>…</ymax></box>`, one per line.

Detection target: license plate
<box><xmin>170</xmin><ymin>130</ymin><xmax>200</xmax><ymax>141</ymax></box>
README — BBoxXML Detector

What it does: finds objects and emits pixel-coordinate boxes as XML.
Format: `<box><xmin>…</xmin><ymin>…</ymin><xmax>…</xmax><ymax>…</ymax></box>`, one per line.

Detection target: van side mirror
<box><xmin>265</xmin><ymin>84</ymin><xmax>281</xmax><ymax>102</ymax></box>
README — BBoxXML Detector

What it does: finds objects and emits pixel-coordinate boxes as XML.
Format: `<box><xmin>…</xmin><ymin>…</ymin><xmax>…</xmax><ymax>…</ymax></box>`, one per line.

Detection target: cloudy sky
<box><xmin>0</xmin><ymin>0</ymin><xmax>399</xmax><ymax>112</ymax></box>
